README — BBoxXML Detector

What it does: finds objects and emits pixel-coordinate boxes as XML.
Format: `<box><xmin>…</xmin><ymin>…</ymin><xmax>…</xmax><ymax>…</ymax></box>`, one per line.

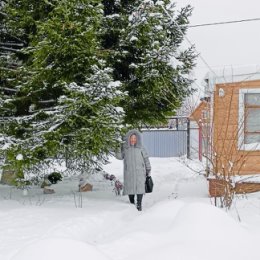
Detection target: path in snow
<box><xmin>0</xmin><ymin>157</ymin><xmax>259</xmax><ymax>260</ymax></box>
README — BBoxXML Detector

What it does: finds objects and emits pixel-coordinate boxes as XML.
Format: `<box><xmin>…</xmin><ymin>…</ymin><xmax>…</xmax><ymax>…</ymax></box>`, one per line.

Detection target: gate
<box><xmin>141</xmin><ymin>117</ymin><xmax>190</xmax><ymax>158</ymax></box>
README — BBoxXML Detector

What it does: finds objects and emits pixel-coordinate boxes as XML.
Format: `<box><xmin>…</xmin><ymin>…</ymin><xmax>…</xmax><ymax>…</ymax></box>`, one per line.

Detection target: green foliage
<box><xmin>47</xmin><ymin>172</ymin><xmax>62</xmax><ymax>184</ymax></box>
<box><xmin>0</xmin><ymin>0</ymin><xmax>55</xmax><ymax>116</ymax></box>
<box><xmin>0</xmin><ymin>0</ymin><xmax>196</xmax><ymax>175</ymax></box>
<box><xmin>1</xmin><ymin>0</ymin><xmax>125</xmax><ymax>174</ymax></box>
<box><xmin>102</xmin><ymin>0</ymin><xmax>196</xmax><ymax>126</ymax></box>
<box><xmin>14</xmin><ymin>178</ymin><xmax>31</xmax><ymax>189</ymax></box>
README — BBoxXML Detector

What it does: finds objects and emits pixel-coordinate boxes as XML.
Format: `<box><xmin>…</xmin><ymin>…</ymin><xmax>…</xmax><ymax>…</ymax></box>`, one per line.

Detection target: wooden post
<box><xmin>187</xmin><ymin>118</ymin><xmax>190</xmax><ymax>159</ymax></box>
<box><xmin>199</xmin><ymin>120</ymin><xmax>202</xmax><ymax>161</ymax></box>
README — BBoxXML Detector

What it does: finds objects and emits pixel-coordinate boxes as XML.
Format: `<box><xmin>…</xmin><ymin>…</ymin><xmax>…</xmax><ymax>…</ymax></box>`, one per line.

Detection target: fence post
<box><xmin>198</xmin><ymin>120</ymin><xmax>202</xmax><ymax>161</ymax></box>
<box><xmin>187</xmin><ymin>118</ymin><xmax>190</xmax><ymax>159</ymax></box>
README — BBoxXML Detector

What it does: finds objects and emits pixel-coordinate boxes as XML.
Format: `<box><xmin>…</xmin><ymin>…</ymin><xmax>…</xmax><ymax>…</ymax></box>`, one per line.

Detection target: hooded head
<box><xmin>125</xmin><ymin>129</ymin><xmax>142</xmax><ymax>148</ymax></box>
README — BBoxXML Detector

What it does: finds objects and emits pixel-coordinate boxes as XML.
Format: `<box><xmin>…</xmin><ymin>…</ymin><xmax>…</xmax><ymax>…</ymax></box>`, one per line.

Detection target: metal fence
<box><xmin>141</xmin><ymin>117</ymin><xmax>190</xmax><ymax>158</ymax></box>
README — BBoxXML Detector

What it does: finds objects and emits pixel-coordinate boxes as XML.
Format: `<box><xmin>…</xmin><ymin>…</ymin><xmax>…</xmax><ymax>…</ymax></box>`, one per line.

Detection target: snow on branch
<box><xmin>0</xmin><ymin>46</ymin><xmax>22</xmax><ymax>53</ymax></box>
<box><xmin>0</xmin><ymin>42</ymin><xmax>25</xmax><ymax>48</ymax></box>
<box><xmin>0</xmin><ymin>87</ymin><xmax>18</xmax><ymax>93</ymax></box>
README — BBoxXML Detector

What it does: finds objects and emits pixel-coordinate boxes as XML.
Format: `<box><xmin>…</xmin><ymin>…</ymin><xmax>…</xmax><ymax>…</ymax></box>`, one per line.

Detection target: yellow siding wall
<box><xmin>213</xmin><ymin>80</ymin><xmax>260</xmax><ymax>175</ymax></box>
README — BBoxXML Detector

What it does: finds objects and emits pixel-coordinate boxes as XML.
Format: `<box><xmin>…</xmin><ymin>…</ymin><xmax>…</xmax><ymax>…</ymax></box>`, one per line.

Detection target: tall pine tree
<box><xmin>1</xmin><ymin>0</ymin><xmax>196</xmax><ymax>177</ymax></box>
<box><xmin>0</xmin><ymin>0</ymin><xmax>125</xmax><ymax>174</ymax></box>
<box><xmin>102</xmin><ymin>0</ymin><xmax>196</xmax><ymax>125</ymax></box>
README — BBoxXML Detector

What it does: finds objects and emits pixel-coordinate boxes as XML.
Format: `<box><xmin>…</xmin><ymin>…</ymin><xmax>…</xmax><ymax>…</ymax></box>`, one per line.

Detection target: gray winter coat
<box><xmin>116</xmin><ymin>129</ymin><xmax>151</xmax><ymax>195</ymax></box>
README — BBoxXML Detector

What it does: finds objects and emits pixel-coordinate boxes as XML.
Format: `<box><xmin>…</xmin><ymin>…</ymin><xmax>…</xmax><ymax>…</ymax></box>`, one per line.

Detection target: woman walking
<box><xmin>116</xmin><ymin>129</ymin><xmax>151</xmax><ymax>211</ymax></box>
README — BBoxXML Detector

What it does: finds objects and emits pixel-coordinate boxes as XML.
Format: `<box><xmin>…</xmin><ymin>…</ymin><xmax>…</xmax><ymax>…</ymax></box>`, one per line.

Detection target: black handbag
<box><xmin>145</xmin><ymin>176</ymin><xmax>154</xmax><ymax>193</ymax></box>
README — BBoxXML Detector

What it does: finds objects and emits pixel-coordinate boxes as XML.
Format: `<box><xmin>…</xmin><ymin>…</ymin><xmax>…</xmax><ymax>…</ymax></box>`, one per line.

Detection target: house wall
<box><xmin>189</xmin><ymin>100</ymin><xmax>208</xmax><ymax>123</ymax></box>
<box><xmin>189</xmin><ymin>101</ymin><xmax>210</xmax><ymax>161</ymax></box>
<box><xmin>213</xmin><ymin>80</ymin><xmax>260</xmax><ymax>175</ymax></box>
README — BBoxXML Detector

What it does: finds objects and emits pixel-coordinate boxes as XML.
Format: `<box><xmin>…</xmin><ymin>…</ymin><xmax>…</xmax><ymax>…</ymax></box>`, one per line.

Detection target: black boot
<box><xmin>128</xmin><ymin>194</ymin><xmax>135</xmax><ymax>204</ymax></box>
<box><xmin>136</xmin><ymin>194</ymin><xmax>143</xmax><ymax>211</ymax></box>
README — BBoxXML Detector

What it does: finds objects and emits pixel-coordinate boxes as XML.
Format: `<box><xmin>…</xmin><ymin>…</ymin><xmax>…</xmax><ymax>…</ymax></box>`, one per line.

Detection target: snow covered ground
<box><xmin>1</xmin><ymin>157</ymin><xmax>260</xmax><ymax>260</ymax></box>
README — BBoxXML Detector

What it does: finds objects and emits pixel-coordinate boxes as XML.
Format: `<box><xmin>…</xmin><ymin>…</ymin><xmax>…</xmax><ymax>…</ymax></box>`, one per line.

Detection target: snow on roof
<box><xmin>204</xmin><ymin>64</ymin><xmax>260</xmax><ymax>95</ymax></box>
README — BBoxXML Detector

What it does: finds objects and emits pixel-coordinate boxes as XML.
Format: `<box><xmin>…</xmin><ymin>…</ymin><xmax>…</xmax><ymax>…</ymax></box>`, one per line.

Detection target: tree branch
<box><xmin>0</xmin><ymin>42</ymin><xmax>24</xmax><ymax>48</ymax></box>
<box><xmin>0</xmin><ymin>46</ymin><xmax>22</xmax><ymax>52</ymax></box>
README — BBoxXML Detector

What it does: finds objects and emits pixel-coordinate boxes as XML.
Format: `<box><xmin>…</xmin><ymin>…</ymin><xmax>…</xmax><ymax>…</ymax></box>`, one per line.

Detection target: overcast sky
<box><xmin>175</xmin><ymin>0</ymin><xmax>260</xmax><ymax>96</ymax></box>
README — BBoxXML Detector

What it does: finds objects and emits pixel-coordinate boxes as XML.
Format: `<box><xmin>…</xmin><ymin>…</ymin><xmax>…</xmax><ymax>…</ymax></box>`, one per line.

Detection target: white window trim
<box><xmin>238</xmin><ymin>88</ymin><xmax>260</xmax><ymax>150</ymax></box>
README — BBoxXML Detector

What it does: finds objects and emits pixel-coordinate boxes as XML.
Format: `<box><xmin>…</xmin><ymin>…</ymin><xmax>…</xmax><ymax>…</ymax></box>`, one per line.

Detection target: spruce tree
<box><xmin>1</xmin><ymin>0</ymin><xmax>196</xmax><ymax>176</ymax></box>
<box><xmin>0</xmin><ymin>0</ymin><xmax>125</xmax><ymax>173</ymax></box>
<box><xmin>102</xmin><ymin>0</ymin><xmax>196</xmax><ymax>126</ymax></box>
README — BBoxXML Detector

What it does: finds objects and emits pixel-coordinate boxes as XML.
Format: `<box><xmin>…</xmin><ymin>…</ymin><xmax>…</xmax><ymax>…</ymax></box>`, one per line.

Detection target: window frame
<box><xmin>238</xmin><ymin>88</ymin><xmax>260</xmax><ymax>150</ymax></box>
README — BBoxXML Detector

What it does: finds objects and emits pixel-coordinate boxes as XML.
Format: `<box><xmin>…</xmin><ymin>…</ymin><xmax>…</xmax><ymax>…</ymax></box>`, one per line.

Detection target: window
<box><xmin>238</xmin><ymin>89</ymin><xmax>260</xmax><ymax>150</ymax></box>
<box><xmin>244</xmin><ymin>93</ymin><xmax>260</xmax><ymax>144</ymax></box>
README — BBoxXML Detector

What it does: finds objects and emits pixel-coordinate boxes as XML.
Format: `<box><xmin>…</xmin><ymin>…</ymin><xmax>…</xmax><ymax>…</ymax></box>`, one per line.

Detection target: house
<box><xmin>193</xmin><ymin>66</ymin><xmax>260</xmax><ymax>196</ymax></box>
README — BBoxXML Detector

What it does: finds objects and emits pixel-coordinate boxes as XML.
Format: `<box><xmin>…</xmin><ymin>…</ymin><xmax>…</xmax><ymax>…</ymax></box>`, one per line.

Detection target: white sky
<box><xmin>175</xmin><ymin>0</ymin><xmax>260</xmax><ymax>96</ymax></box>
